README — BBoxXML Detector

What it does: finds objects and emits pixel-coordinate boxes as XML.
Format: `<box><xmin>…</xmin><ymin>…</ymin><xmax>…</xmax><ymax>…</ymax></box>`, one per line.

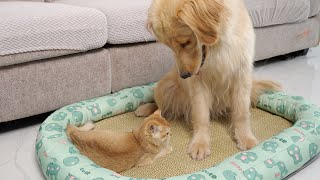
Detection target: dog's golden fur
<box><xmin>136</xmin><ymin>0</ymin><xmax>281</xmax><ymax>160</ymax></box>
<box><xmin>67</xmin><ymin>110</ymin><xmax>172</xmax><ymax>172</ymax></box>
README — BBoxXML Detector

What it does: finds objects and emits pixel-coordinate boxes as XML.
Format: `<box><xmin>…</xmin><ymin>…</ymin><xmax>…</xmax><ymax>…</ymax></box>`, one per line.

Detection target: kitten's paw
<box><xmin>167</xmin><ymin>146</ymin><xmax>173</xmax><ymax>154</ymax></box>
<box><xmin>235</xmin><ymin>134</ymin><xmax>258</xmax><ymax>150</ymax></box>
<box><xmin>188</xmin><ymin>135</ymin><xmax>211</xmax><ymax>160</ymax></box>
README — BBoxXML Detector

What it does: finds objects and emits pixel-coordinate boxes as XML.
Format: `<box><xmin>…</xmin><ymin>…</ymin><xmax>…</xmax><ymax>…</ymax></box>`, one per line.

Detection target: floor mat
<box><xmin>95</xmin><ymin>108</ymin><xmax>292</xmax><ymax>179</ymax></box>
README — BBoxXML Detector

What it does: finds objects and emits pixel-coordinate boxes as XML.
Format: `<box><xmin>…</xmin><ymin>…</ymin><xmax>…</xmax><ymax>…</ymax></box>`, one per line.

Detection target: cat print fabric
<box><xmin>36</xmin><ymin>83</ymin><xmax>320</xmax><ymax>180</ymax></box>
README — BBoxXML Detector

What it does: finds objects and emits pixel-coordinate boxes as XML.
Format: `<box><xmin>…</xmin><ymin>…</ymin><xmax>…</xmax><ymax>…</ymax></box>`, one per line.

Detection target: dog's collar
<box><xmin>200</xmin><ymin>45</ymin><xmax>206</xmax><ymax>68</ymax></box>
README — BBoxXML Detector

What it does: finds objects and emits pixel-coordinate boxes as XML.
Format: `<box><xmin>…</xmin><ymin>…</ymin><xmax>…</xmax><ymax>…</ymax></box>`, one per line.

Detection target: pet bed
<box><xmin>36</xmin><ymin>83</ymin><xmax>320</xmax><ymax>180</ymax></box>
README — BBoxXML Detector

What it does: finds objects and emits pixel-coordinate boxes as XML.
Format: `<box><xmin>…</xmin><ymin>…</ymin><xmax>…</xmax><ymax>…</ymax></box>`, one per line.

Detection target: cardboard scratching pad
<box><xmin>96</xmin><ymin>109</ymin><xmax>292</xmax><ymax>178</ymax></box>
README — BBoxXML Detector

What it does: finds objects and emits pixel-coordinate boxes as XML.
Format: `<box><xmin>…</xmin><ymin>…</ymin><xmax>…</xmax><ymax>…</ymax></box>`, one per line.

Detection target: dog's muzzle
<box><xmin>180</xmin><ymin>46</ymin><xmax>207</xmax><ymax>78</ymax></box>
<box><xmin>180</xmin><ymin>72</ymin><xmax>192</xmax><ymax>79</ymax></box>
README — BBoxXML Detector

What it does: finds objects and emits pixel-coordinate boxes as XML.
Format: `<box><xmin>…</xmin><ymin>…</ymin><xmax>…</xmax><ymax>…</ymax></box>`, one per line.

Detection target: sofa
<box><xmin>0</xmin><ymin>0</ymin><xmax>319</xmax><ymax>123</ymax></box>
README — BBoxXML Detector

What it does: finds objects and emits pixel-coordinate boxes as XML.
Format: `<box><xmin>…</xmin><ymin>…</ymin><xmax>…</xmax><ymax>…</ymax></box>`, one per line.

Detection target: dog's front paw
<box><xmin>134</xmin><ymin>103</ymin><xmax>157</xmax><ymax>117</ymax></box>
<box><xmin>188</xmin><ymin>135</ymin><xmax>211</xmax><ymax>160</ymax></box>
<box><xmin>235</xmin><ymin>134</ymin><xmax>258</xmax><ymax>151</ymax></box>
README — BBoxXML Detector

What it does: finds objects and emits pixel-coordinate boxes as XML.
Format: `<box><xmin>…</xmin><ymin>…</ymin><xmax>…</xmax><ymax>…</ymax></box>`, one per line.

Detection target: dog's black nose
<box><xmin>180</xmin><ymin>72</ymin><xmax>192</xmax><ymax>79</ymax></box>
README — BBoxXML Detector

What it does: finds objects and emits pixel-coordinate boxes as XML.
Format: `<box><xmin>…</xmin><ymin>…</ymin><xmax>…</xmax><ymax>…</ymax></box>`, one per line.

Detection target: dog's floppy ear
<box><xmin>178</xmin><ymin>0</ymin><xmax>225</xmax><ymax>45</ymax></box>
<box><xmin>146</xmin><ymin>0</ymin><xmax>157</xmax><ymax>36</ymax></box>
<box><xmin>146</xmin><ymin>18</ymin><xmax>154</xmax><ymax>35</ymax></box>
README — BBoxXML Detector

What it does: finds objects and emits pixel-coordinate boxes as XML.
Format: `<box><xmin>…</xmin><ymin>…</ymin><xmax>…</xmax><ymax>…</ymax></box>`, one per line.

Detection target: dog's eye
<box><xmin>166</xmin><ymin>132</ymin><xmax>169</xmax><ymax>135</ymax></box>
<box><xmin>180</xmin><ymin>41</ymin><xmax>190</xmax><ymax>48</ymax></box>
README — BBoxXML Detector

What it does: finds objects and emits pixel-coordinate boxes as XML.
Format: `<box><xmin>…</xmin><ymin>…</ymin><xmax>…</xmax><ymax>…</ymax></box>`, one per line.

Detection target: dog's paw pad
<box><xmin>236</xmin><ymin>136</ymin><xmax>258</xmax><ymax>151</ymax></box>
<box><xmin>188</xmin><ymin>138</ymin><xmax>211</xmax><ymax>160</ymax></box>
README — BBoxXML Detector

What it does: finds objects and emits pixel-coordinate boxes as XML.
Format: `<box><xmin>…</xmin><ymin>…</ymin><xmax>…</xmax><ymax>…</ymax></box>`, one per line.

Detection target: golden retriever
<box><xmin>135</xmin><ymin>0</ymin><xmax>281</xmax><ymax>160</ymax></box>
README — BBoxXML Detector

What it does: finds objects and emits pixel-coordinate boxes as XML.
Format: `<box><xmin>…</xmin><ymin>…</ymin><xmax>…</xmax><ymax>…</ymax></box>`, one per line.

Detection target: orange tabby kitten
<box><xmin>67</xmin><ymin>110</ymin><xmax>172</xmax><ymax>172</ymax></box>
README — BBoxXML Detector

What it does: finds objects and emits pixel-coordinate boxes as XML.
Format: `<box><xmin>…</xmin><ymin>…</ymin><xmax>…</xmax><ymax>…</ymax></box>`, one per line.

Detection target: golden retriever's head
<box><xmin>147</xmin><ymin>0</ymin><xmax>226</xmax><ymax>79</ymax></box>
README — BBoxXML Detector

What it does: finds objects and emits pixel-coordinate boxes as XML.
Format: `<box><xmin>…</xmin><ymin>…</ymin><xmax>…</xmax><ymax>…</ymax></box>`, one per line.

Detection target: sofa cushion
<box><xmin>54</xmin><ymin>0</ymin><xmax>153</xmax><ymax>44</ymax></box>
<box><xmin>245</xmin><ymin>0</ymin><xmax>310</xmax><ymax>27</ymax></box>
<box><xmin>310</xmin><ymin>0</ymin><xmax>320</xmax><ymax>17</ymax></box>
<box><xmin>55</xmin><ymin>0</ymin><xmax>314</xmax><ymax>44</ymax></box>
<box><xmin>254</xmin><ymin>15</ymin><xmax>320</xmax><ymax>60</ymax></box>
<box><xmin>0</xmin><ymin>2</ymin><xmax>108</xmax><ymax>61</ymax></box>
<box><xmin>0</xmin><ymin>49</ymin><xmax>81</xmax><ymax>67</ymax></box>
<box><xmin>0</xmin><ymin>49</ymin><xmax>112</xmax><ymax>122</ymax></box>
<box><xmin>110</xmin><ymin>43</ymin><xmax>174</xmax><ymax>92</ymax></box>
<box><xmin>54</xmin><ymin>0</ymin><xmax>154</xmax><ymax>44</ymax></box>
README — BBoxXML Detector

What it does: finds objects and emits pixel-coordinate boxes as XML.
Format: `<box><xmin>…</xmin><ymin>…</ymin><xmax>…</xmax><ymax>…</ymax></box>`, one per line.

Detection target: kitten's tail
<box><xmin>67</xmin><ymin>121</ymin><xmax>95</xmax><ymax>137</ymax></box>
<box><xmin>251</xmin><ymin>79</ymin><xmax>282</xmax><ymax>107</ymax></box>
<box><xmin>78</xmin><ymin>121</ymin><xmax>96</xmax><ymax>131</ymax></box>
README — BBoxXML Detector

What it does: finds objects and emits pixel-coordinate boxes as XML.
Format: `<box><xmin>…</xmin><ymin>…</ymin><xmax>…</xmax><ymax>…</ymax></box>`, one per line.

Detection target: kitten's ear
<box><xmin>153</xmin><ymin>109</ymin><xmax>162</xmax><ymax>117</ymax></box>
<box><xmin>149</xmin><ymin>124</ymin><xmax>159</xmax><ymax>135</ymax></box>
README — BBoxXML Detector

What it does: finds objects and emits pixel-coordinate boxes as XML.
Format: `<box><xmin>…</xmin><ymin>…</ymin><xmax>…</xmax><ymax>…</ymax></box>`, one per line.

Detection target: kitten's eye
<box><xmin>166</xmin><ymin>132</ymin><xmax>170</xmax><ymax>135</ymax></box>
<box><xmin>180</xmin><ymin>41</ymin><xmax>190</xmax><ymax>48</ymax></box>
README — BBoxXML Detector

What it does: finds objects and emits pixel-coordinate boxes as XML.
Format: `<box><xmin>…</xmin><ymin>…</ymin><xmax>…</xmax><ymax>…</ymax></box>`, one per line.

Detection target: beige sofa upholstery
<box><xmin>0</xmin><ymin>0</ymin><xmax>319</xmax><ymax>123</ymax></box>
<box><xmin>310</xmin><ymin>0</ymin><xmax>320</xmax><ymax>16</ymax></box>
<box><xmin>0</xmin><ymin>49</ymin><xmax>111</xmax><ymax>122</ymax></box>
<box><xmin>109</xmin><ymin>43</ymin><xmax>174</xmax><ymax>92</ymax></box>
<box><xmin>246</xmin><ymin>0</ymin><xmax>311</xmax><ymax>27</ymax></box>
<box><xmin>54</xmin><ymin>0</ymin><xmax>154</xmax><ymax>44</ymax></box>
<box><xmin>0</xmin><ymin>2</ymin><xmax>108</xmax><ymax>65</ymax></box>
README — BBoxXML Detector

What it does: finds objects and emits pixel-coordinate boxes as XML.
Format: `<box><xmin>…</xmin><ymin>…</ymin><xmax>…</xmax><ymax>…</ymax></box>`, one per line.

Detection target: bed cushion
<box><xmin>0</xmin><ymin>2</ymin><xmax>108</xmax><ymax>65</ymax></box>
<box><xmin>35</xmin><ymin>84</ymin><xmax>320</xmax><ymax>180</ymax></box>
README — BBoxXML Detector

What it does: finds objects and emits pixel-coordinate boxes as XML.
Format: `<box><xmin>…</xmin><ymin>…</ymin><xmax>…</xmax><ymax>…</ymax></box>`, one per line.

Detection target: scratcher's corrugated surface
<box><xmin>96</xmin><ymin>109</ymin><xmax>292</xmax><ymax>179</ymax></box>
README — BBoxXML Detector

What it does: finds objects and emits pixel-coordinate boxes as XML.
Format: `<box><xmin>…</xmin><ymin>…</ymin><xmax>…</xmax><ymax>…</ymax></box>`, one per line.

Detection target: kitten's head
<box><xmin>143</xmin><ymin>112</ymin><xmax>171</xmax><ymax>146</ymax></box>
